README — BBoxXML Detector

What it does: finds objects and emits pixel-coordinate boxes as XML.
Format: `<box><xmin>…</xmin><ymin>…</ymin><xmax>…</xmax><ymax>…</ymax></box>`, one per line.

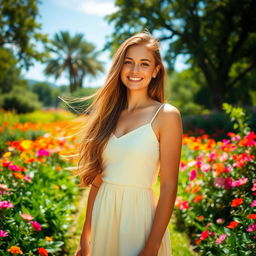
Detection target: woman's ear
<box><xmin>153</xmin><ymin>64</ymin><xmax>161</xmax><ymax>78</ymax></box>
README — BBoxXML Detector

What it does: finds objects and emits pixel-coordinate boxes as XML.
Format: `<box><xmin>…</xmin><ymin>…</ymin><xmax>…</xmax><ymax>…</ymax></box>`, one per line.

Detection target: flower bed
<box><xmin>0</xmin><ymin>119</ymin><xmax>80</xmax><ymax>255</ymax></box>
<box><xmin>175</xmin><ymin>129</ymin><xmax>256</xmax><ymax>255</ymax></box>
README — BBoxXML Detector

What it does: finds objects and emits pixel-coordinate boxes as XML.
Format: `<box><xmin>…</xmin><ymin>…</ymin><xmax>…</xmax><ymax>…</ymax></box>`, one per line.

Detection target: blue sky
<box><xmin>22</xmin><ymin>0</ymin><xmax>187</xmax><ymax>88</ymax></box>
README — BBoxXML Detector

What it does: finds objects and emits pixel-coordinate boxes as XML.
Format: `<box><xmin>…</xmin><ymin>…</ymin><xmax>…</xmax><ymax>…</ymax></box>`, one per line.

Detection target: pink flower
<box><xmin>20</xmin><ymin>213</ymin><xmax>34</xmax><ymax>221</ymax></box>
<box><xmin>189</xmin><ymin>169</ymin><xmax>197</xmax><ymax>181</ymax></box>
<box><xmin>214</xmin><ymin>177</ymin><xmax>225</xmax><ymax>188</ymax></box>
<box><xmin>232</xmin><ymin>177</ymin><xmax>248</xmax><ymax>187</ymax></box>
<box><xmin>251</xmin><ymin>180</ymin><xmax>256</xmax><ymax>191</ymax></box>
<box><xmin>0</xmin><ymin>229</ymin><xmax>8</xmax><ymax>237</ymax></box>
<box><xmin>36</xmin><ymin>149</ymin><xmax>50</xmax><ymax>157</ymax></box>
<box><xmin>216</xmin><ymin>218</ymin><xmax>225</xmax><ymax>224</ymax></box>
<box><xmin>224</xmin><ymin>177</ymin><xmax>233</xmax><ymax>189</ymax></box>
<box><xmin>0</xmin><ymin>200</ymin><xmax>14</xmax><ymax>209</ymax></box>
<box><xmin>30</xmin><ymin>221</ymin><xmax>42</xmax><ymax>231</ymax></box>
<box><xmin>0</xmin><ymin>184</ymin><xmax>9</xmax><ymax>191</ymax></box>
<box><xmin>216</xmin><ymin>234</ymin><xmax>227</xmax><ymax>244</ymax></box>
<box><xmin>250</xmin><ymin>200</ymin><xmax>256</xmax><ymax>207</ymax></box>
<box><xmin>200</xmin><ymin>163</ymin><xmax>211</xmax><ymax>172</ymax></box>
<box><xmin>246</xmin><ymin>223</ymin><xmax>256</xmax><ymax>232</ymax></box>
<box><xmin>218</xmin><ymin>152</ymin><xmax>229</xmax><ymax>162</ymax></box>
<box><xmin>24</xmin><ymin>175</ymin><xmax>32</xmax><ymax>183</ymax></box>
<box><xmin>8</xmin><ymin>164</ymin><xmax>20</xmax><ymax>171</ymax></box>
<box><xmin>231</xmin><ymin>135</ymin><xmax>241</xmax><ymax>141</ymax></box>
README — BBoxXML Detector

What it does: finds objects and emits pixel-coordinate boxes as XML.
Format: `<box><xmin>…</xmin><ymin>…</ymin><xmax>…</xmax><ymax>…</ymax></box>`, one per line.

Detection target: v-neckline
<box><xmin>112</xmin><ymin>122</ymin><xmax>151</xmax><ymax>139</ymax></box>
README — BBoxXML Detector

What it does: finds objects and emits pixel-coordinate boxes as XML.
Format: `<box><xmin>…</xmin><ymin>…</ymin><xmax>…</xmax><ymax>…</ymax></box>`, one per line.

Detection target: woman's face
<box><xmin>120</xmin><ymin>44</ymin><xmax>160</xmax><ymax>91</ymax></box>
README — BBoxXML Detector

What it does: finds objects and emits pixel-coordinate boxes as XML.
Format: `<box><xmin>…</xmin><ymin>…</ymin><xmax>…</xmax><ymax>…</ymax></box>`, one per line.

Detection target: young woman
<box><xmin>74</xmin><ymin>31</ymin><xmax>183</xmax><ymax>256</ymax></box>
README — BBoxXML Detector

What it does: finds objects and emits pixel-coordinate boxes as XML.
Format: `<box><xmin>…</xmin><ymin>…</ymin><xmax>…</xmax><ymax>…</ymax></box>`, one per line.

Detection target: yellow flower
<box><xmin>45</xmin><ymin>236</ymin><xmax>53</xmax><ymax>241</ymax></box>
<box><xmin>21</xmin><ymin>140</ymin><xmax>33</xmax><ymax>150</ymax></box>
<box><xmin>3</xmin><ymin>152</ymin><xmax>11</xmax><ymax>158</ymax></box>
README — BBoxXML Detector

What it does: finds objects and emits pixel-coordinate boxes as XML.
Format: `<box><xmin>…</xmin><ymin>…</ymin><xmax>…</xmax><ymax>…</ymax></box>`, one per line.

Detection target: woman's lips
<box><xmin>128</xmin><ymin>76</ymin><xmax>143</xmax><ymax>82</ymax></box>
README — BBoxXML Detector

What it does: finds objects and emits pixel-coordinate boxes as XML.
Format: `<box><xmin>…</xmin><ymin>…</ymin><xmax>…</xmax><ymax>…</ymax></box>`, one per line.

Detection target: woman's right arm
<box><xmin>77</xmin><ymin>174</ymin><xmax>103</xmax><ymax>252</ymax></box>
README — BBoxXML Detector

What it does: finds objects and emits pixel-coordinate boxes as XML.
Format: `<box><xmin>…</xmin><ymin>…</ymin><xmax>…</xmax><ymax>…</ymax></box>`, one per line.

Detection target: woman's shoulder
<box><xmin>162</xmin><ymin>102</ymin><xmax>181</xmax><ymax>115</ymax></box>
<box><xmin>159</xmin><ymin>103</ymin><xmax>182</xmax><ymax>124</ymax></box>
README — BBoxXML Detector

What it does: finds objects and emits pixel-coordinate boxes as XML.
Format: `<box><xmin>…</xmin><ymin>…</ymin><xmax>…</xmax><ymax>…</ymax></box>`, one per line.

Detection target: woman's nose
<box><xmin>131</xmin><ymin>63</ymin><xmax>140</xmax><ymax>72</ymax></box>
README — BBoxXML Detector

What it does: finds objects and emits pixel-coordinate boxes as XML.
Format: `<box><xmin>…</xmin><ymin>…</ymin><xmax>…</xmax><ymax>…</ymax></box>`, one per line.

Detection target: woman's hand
<box><xmin>74</xmin><ymin>240</ymin><xmax>90</xmax><ymax>256</ymax></box>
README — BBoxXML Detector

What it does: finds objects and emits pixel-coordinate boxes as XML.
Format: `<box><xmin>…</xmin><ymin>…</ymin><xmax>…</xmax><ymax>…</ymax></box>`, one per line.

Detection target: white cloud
<box><xmin>54</xmin><ymin>0</ymin><xmax>118</xmax><ymax>16</ymax></box>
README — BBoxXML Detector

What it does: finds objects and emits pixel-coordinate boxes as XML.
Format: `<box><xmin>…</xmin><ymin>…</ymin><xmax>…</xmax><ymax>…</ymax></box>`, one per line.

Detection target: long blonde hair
<box><xmin>72</xmin><ymin>31</ymin><xmax>166</xmax><ymax>188</ymax></box>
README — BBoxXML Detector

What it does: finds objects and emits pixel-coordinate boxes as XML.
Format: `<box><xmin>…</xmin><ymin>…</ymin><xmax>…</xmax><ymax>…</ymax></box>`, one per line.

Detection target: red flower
<box><xmin>248</xmin><ymin>214</ymin><xmax>256</xmax><ymax>219</ymax></box>
<box><xmin>195</xmin><ymin>230</ymin><xmax>209</xmax><ymax>244</ymax></box>
<box><xmin>38</xmin><ymin>247</ymin><xmax>48</xmax><ymax>256</ymax></box>
<box><xmin>226</xmin><ymin>221</ymin><xmax>239</xmax><ymax>229</ymax></box>
<box><xmin>231</xmin><ymin>198</ymin><xmax>243</xmax><ymax>207</ymax></box>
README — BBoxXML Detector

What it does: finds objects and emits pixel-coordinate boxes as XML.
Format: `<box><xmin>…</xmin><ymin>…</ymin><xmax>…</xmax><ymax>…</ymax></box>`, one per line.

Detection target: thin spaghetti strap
<box><xmin>150</xmin><ymin>103</ymin><xmax>165</xmax><ymax>124</ymax></box>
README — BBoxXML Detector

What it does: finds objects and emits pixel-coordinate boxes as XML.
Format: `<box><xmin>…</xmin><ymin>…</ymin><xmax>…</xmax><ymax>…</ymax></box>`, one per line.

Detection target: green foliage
<box><xmin>222</xmin><ymin>103</ymin><xmax>251</xmax><ymax>136</ymax></box>
<box><xmin>0</xmin><ymin>48</ymin><xmax>21</xmax><ymax>94</ymax></box>
<box><xmin>0</xmin><ymin>0</ymin><xmax>49</xmax><ymax>69</ymax></box>
<box><xmin>31</xmin><ymin>82</ymin><xmax>55</xmax><ymax>107</ymax></box>
<box><xmin>105</xmin><ymin>0</ymin><xmax>256</xmax><ymax>109</ymax></box>
<box><xmin>0</xmin><ymin>87</ymin><xmax>42</xmax><ymax>113</ymax></box>
<box><xmin>167</xmin><ymin>69</ymin><xmax>208</xmax><ymax>115</ymax></box>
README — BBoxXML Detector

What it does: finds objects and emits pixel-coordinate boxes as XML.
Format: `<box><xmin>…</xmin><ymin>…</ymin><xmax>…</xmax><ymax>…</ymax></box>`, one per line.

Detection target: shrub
<box><xmin>0</xmin><ymin>87</ymin><xmax>42</xmax><ymax>113</ymax></box>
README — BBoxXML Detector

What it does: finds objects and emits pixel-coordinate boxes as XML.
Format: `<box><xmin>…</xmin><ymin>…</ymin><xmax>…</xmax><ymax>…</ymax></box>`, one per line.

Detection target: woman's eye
<box><xmin>142</xmin><ymin>63</ymin><xmax>149</xmax><ymax>66</ymax></box>
<box><xmin>124</xmin><ymin>61</ymin><xmax>131</xmax><ymax>64</ymax></box>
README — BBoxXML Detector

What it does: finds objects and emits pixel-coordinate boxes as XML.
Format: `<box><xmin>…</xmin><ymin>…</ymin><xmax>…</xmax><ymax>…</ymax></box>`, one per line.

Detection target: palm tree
<box><xmin>44</xmin><ymin>31</ymin><xmax>104</xmax><ymax>92</ymax></box>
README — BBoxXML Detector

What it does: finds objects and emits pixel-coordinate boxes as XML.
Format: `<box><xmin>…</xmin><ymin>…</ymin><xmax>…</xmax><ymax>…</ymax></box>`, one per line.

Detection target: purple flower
<box><xmin>216</xmin><ymin>234</ymin><xmax>227</xmax><ymax>244</ymax></box>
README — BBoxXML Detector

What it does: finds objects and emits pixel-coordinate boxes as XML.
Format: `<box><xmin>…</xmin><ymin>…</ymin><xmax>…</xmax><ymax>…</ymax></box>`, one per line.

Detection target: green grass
<box><xmin>68</xmin><ymin>180</ymin><xmax>197</xmax><ymax>256</ymax></box>
<box><xmin>0</xmin><ymin>108</ymin><xmax>75</xmax><ymax>124</ymax></box>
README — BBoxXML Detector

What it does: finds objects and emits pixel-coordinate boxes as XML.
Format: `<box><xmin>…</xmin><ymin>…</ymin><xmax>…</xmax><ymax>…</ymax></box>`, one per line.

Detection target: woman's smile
<box><xmin>128</xmin><ymin>76</ymin><xmax>143</xmax><ymax>82</ymax></box>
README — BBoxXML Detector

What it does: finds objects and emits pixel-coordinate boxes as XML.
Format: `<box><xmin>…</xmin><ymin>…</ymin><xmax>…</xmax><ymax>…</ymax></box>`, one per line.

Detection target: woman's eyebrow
<box><xmin>125</xmin><ymin>56</ymin><xmax>151</xmax><ymax>62</ymax></box>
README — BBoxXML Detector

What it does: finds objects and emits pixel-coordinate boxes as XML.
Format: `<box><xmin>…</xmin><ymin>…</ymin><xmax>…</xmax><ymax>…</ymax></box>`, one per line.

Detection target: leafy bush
<box><xmin>175</xmin><ymin>103</ymin><xmax>256</xmax><ymax>255</ymax></box>
<box><xmin>0</xmin><ymin>87</ymin><xmax>42</xmax><ymax>113</ymax></box>
<box><xmin>182</xmin><ymin>106</ymin><xmax>256</xmax><ymax>141</ymax></box>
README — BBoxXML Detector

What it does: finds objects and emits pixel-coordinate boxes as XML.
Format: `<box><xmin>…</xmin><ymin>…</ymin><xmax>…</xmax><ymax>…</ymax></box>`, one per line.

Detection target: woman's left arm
<box><xmin>138</xmin><ymin>105</ymin><xmax>183</xmax><ymax>256</ymax></box>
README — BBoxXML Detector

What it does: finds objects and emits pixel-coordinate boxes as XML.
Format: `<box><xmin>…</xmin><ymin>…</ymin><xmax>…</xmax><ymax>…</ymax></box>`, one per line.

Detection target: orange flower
<box><xmin>13</xmin><ymin>172</ymin><xmax>26</xmax><ymax>180</ymax></box>
<box><xmin>7</xmin><ymin>246</ymin><xmax>23</xmax><ymax>254</ymax></box>
<box><xmin>194</xmin><ymin>195</ymin><xmax>203</xmax><ymax>202</ymax></box>
<box><xmin>191</xmin><ymin>185</ymin><xmax>200</xmax><ymax>194</ymax></box>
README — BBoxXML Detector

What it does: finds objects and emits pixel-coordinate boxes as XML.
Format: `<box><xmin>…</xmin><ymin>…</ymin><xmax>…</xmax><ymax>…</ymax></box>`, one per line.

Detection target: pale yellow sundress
<box><xmin>90</xmin><ymin>103</ymin><xmax>172</xmax><ymax>256</ymax></box>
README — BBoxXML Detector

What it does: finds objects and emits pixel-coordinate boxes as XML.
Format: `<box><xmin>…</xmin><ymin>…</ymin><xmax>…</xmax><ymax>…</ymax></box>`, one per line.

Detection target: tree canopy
<box><xmin>105</xmin><ymin>0</ymin><xmax>256</xmax><ymax>109</ymax></box>
<box><xmin>0</xmin><ymin>0</ymin><xmax>49</xmax><ymax>69</ymax></box>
